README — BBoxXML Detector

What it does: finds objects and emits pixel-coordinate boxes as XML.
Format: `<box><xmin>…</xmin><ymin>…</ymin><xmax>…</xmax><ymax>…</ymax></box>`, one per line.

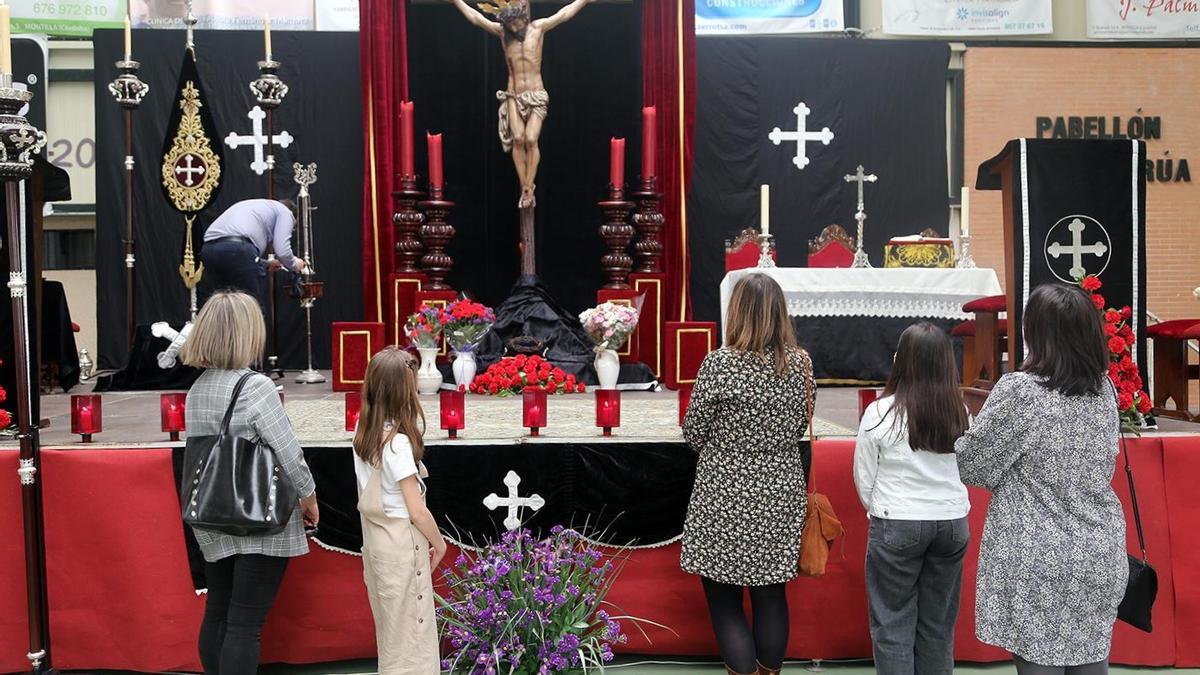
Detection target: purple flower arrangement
<box><xmin>438</xmin><ymin>526</ymin><xmax>631</xmax><ymax>673</ymax></box>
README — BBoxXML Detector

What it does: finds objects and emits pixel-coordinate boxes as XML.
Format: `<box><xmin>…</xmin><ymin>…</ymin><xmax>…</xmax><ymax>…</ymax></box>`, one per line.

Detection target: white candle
<box><xmin>263</xmin><ymin>13</ymin><xmax>272</xmax><ymax>60</ymax></box>
<box><xmin>0</xmin><ymin>2</ymin><xmax>11</xmax><ymax>77</ymax></box>
<box><xmin>960</xmin><ymin>186</ymin><xmax>970</xmax><ymax>238</ymax></box>
<box><xmin>124</xmin><ymin>14</ymin><xmax>131</xmax><ymax>61</ymax></box>
<box><xmin>760</xmin><ymin>184</ymin><xmax>770</xmax><ymax>237</ymax></box>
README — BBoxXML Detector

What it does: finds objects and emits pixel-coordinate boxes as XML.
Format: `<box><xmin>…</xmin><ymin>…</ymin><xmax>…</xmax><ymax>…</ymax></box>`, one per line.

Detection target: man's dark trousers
<box><xmin>198</xmin><ymin>238</ymin><xmax>267</xmax><ymax>314</ymax></box>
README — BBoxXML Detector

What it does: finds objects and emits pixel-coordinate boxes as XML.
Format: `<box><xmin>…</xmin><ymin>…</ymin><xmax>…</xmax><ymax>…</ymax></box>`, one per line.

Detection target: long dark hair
<box><xmin>725</xmin><ymin>273</ymin><xmax>797</xmax><ymax>375</ymax></box>
<box><xmin>1021</xmin><ymin>283</ymin><xmax>1108</xmax><ymax>396</ymax></box>
<box><xmin>875</xmin><ymin>322</ymin><xmax>968</xmax><ymax>453</ymax></box>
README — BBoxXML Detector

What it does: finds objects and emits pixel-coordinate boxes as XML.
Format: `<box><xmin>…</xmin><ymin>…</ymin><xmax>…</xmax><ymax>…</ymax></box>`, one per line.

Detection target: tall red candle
<box><xmin>641</xmin><ymin>106</ymin><xmax>656</xmax><ymax>180</ymax></box>
<box><xmin>609</xmin><ymin>137</ymin><xmax>625</xmax><ymax>188</ymax></box>
<box><xmin>400</xmin><ymin>101</ymin><xmax>415</xmax><ymax>179</ymax></box>
<box><xmin>427</xmin><ymin>132</ymin><xmax>444</xmax><ymax>190</ymax></box>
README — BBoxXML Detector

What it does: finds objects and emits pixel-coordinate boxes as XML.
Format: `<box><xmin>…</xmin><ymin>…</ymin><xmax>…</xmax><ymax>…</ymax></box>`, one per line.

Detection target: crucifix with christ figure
<box><xmin>844</xmin><ymin>164</ymin><xmax>877</xmax><ymax>269</ymax></box>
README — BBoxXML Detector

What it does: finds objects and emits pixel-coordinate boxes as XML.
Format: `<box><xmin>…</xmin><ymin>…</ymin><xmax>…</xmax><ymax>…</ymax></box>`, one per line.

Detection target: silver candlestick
<box><xmin>844</xmin><ymin>164</ymin><xmax>877</xmax><ymax>269</ymax></box>
<box><xmin>956</xmin><ymin>233</ymin><xmax>977</xmax><ymax>269</ymax></box>
<box><xmin>293</xmin><ymin>163</ymin><xmax>325</xmax><ymax>384</ymax></box>
<box><xmin>756</xmin><ymin>233</ymin><xmax>776</xmax><ymax>268</ymax></box>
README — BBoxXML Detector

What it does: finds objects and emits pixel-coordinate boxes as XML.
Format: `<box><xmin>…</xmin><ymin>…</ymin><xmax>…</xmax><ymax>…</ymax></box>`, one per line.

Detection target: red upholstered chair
<box><xmin>725</xmin><ymin>228</ymin><xmax>774</xmax><ymax>272</ymax></box>
<box><xmin>1147</xmin><ymin>319</ymin><xmax>1200</xmax><ymax>422</ymax></box>
<box><xmin>807</xmin><ymin>224</ymin><xmax>856</xmax><ymax>268</ymax></box>
<box><xmin>959</xmin><ymin>294</ymin><xmax>1007</xmax><ymax>387</ymax></box>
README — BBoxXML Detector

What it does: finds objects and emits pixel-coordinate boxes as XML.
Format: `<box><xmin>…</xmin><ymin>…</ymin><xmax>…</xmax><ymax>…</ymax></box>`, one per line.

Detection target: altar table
<box><xmin>719</xmin><ymin>268</ymin><xmax>1003</xmax><ymax>381</ymax></box>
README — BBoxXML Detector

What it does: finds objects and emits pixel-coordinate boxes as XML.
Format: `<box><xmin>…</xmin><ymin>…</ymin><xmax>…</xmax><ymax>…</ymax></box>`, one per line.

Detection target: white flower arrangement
<box><xmin>579</xmin><ymin>302</ymin><xmax>640</xmax><ymax>351</ymax></box>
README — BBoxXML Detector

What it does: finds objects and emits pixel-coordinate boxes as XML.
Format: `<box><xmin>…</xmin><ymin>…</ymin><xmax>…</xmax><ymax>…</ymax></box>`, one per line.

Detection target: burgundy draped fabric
<box><xmin>359</xmin><ymin>0</ymin><xmax>410</xmax><ymax>322</ymax></box>
<box><xmin>642</xmin><ymin>0</ymin><xmax>696</xmax><ymax>321</ymax></box>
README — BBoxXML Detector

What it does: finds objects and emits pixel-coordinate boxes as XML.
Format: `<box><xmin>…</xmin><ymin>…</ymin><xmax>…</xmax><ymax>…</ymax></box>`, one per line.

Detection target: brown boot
<box><xmin>756</xmin><ymin>663</ymin><xmax>781</xmax><ymax>675</ymax></box>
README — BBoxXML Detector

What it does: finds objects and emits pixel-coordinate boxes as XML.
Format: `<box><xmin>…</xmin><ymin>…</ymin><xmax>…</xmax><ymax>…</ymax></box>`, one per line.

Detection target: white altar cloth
<box><xmin>719</xmin><ymin>267</ymin><xmax>1003</xmax><ymax>325</ymax></box>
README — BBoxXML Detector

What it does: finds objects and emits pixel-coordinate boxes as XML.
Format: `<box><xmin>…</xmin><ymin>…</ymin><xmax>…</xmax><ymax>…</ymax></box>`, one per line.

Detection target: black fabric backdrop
<box><xmin>688</xmin><ymin>38</ymin><xmax>949</xmax><ymax>323</ymax></box>
<box><xmin>94</xmin><ymin>30</ymin><xmax>364</xmax><ymax>370</ymax></box>
<box><xmin>978</xmin><ymin>139</ymin><xmax>1148</xmax><ymax>379</ymax></box>
<box><xmin>406</xmin><ymin>3</ymin><xmax>642</xmax><ymax>312</ymax></box>
<box><xmin>174</xmin><ymin>442</ymin><xmax>697</xmax><ymax>588</ymax></box>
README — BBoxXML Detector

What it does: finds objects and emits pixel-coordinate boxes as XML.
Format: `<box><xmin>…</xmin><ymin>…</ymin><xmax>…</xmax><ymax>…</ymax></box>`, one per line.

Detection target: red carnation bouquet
<box><xmin>468</xmin><ymin>353</ymin><xmax>587</xmax><ymax>396</ymax></box>
<box><xmin>405</xmin><ymin>303</ymin><xmax>447</xmax><ymax>349</ymax></box>
<box><xmin>1079</xmin><ymin>275</ymin><xmax>1151</xmax><ymax>430</ymax></box>
<box><xmin>443</xmin><ymin>299</ymin><xmax>496</xmax><ymax>353</ymax></box>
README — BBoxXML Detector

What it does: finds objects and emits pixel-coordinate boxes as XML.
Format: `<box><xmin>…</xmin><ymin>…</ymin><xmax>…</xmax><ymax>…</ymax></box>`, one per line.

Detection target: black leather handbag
<box><xmin>181</xmin><ymin>373</ymin><xmax>298</xmax><ymax>536</ymax></box>
<box><xmin>1117</xmin><ymin>435</ymin><xmax>1158</xmax><ymax>633</ymax></box>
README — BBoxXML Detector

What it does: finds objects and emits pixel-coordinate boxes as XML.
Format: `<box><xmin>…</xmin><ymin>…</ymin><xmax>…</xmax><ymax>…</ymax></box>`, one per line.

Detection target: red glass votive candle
<box><xmin>440</xmin><ymin>390</ymin><xmax>465</xmax><ymax>439</ymax></box>
<box><xmin>160</xmin><ymin>393</ymin><xmax>186</xmax><ymax>441</ymax></box>
<box><xmin>595</xmin><ymin>389</ymin><xmax>621</xmax><ymax>436</ymax></box>
<box><xmin>678</xmin><ymin>386</ymin><xmax>693</xmax><ymax>427</ymax></box>
<box><xmin>345</xmin><ymin>391</ymin><xmax>362</xmax><ymax>432</ymax></box>
<box><xmin>858</xmin><ymin>389</ymin><xmax>879</xmax><ymax>420</ymax></box>
<box><xmin>523</xmin><ymin>387</ymin><xmax>548</xmax><ymax>436</ymax></box>
<box><xmin>71</xmin><ymin>394</ymin><xmax>102</xmax><ymax>443</ymax></box>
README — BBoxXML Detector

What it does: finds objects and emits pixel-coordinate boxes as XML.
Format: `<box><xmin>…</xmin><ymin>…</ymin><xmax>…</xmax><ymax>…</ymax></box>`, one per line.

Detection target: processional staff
<box><xmin>292</xmin><ymin>162</ymin><xmax>325</xmax><ymax>384</ymax></box>
<box><xmin>0</xmin><ymin>5</ymin><xmax>52</xmax><ymax>670</ymax></box>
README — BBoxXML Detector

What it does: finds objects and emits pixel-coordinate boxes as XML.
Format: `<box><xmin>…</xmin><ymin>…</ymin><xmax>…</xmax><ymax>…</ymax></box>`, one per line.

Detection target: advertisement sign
<box><xmin>1088</xmin><ymin>0</ymin><xmax>1200</xmax><ymax>39</ymax></box>
<box><xmin>882</xmin><ymin>0</ymin><xmax>1052</xmax><ymax>36</ymax></box>
<box><xmin>696</xmin><ymin>0</ymin><xmax>844</xmax><ymax>36</ymax></box>
<box><xmin>11</xmin><ymin>1</ymin><xmax>125</xmax><ymax>37</ymax></box>
<box><xmin>130</xmin><ymin>0</ymin><xmax>314</xmax><ymax>30</ymax></box>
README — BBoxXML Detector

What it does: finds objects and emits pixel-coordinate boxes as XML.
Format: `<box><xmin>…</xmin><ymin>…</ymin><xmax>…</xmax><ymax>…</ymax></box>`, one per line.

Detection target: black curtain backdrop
<box><xmin>94</xmin><ymin>30</ymin><xmax>364</xmax><ymax>369</ymax></box>
<box><xmin>406</xmin><ymin>2</ymin><xmax>642</xmax><ymax>312</ymax></box>
<box><xmin>688</xmin><ymin>38</ymin><xmax>949</xmax><ymax>323</ymax></box>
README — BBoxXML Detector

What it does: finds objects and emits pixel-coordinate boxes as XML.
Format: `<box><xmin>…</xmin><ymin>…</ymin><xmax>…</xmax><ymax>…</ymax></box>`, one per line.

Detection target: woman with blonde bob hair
<box><xmin>181</xmin><ymin>291</ymin><xmax>319</xmax><ymax>674</ymax></box>
<box><xmin>682</xmin><ymin>272</ymin><xmax>816</xmax><ymax>675</ymax></box>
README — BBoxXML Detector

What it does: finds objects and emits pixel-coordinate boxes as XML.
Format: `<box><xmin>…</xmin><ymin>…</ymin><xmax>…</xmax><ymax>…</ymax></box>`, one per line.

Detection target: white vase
<box><xmin>594</xmin><ymin>348</ymin><xmax>620</xmax><ymax>390</ymax></box>
<box><xmin>452</xmin><ymin>350</ymin><xmax>477</xmax><ymax>389</ymax></box>
<box><xmin>416</xmin><ymin>346</ymin><xmax>442</xmax><ymax>395</ymax></box>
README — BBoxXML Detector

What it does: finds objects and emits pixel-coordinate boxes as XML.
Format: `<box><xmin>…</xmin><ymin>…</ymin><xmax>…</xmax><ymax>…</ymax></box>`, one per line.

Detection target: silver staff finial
<box><xmin>185</xmin><ymin>0</ymin><xmax>197</xmax><ymax>51</ymax></box>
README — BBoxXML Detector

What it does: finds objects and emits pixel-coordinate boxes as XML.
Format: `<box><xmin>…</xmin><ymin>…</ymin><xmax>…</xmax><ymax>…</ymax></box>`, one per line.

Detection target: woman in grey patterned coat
<box><xmin>682</xmin><ymin>273</ymin><xmax>815</xmax><ymax>675</ymax></box>
<box><xmin>955</xmin><ymin>284</ymin><xmax>1127</xmax><ymax>675</ymax></box>
<box><xmin>182</xmin><ymin>291</ymin><xmax>319</xmax><ymax>674</ymax></box>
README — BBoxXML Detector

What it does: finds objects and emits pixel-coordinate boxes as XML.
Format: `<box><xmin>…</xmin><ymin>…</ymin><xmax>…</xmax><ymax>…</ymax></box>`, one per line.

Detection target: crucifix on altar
<box><xmin>844</xmin><ymin>164</ymin><xmax>877</xmax><ymax>268</ymax></box>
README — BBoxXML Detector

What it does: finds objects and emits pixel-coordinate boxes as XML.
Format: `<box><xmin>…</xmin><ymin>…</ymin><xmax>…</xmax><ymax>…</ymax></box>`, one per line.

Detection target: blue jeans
<box><xmin>199</xmin><ymin>238</ymin><xmax>267</xmax><ymax>314</ymax></box>
<box><xmin>865</xmin><ymin>517</ymin><xmax>969</xmax><ymax>675</ymax></box>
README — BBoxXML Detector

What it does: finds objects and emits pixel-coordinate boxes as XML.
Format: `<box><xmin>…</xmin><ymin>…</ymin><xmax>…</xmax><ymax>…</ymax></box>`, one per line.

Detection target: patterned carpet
<box><xmin>285</xmin><ymin>393</ymin><xmax>855</xmax><ymax>445</ymax></box>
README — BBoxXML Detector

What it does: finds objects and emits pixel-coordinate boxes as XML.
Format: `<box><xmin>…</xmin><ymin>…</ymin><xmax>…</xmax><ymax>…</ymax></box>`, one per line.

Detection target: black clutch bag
<box><xmin>181</xmin><ymin>373</ymin><xmax>298</xmax><ymax>536</ymax></box>
<box><xmin>1117</xmin><ymin>435</ymin><xmax>1157</xmax><ymax>633</ymax></box>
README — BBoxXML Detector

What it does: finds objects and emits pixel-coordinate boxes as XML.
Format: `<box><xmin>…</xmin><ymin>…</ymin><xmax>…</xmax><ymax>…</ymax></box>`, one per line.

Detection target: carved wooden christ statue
<box><xmin>449</xmin><ymin>0</ymin><xmax>594</xmax><ymax>210</ymax></box>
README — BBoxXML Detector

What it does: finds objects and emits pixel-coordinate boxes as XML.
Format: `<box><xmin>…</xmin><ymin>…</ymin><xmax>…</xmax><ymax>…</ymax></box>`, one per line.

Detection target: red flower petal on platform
<box><xmin>0</xmin><ymin>409</ymin><xmax>10</xmax><ymax>428</ymax></box>
<box><xmin>1137</xmin><ymin>394</ymin><xmax>1152</xmax><ymax>414</ymax></box>
<box><xmin>1121</xmin><ymin>306</ymin><xmax>1133</xmax><ymax>320</ymax></box>
<box><xmin>1104</xmin><ymin>309</ymin><xmax>1121</xmax><ymax>324</ymax></box>
<box><xmin>0</xmin><ymin>387</ymin><xmax>6</xmax><ymax>404</ymax></box>
<box><xmin>1091</xmin><ymin>294</ymin><xmax>1106</xmax><ymax>310</ymax></box>
<box><xmin>546</xmin><ymin>381</ymin><xmax>558</xmax><ymax>394</ymax></box>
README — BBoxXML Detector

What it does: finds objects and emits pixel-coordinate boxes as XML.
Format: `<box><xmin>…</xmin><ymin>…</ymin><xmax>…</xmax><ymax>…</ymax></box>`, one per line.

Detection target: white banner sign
<box><xmin>131</xmin><ymin>0</ymin><xmax>315</xmax><ymax>30</ymax></box>
<box><xmin>1088</xmin><ymin>0</ymin><xmax>1200</xmax><ymax>38</ymax></box>
<box><xmin>882</xmin><ymin>0</ymin><xmax>1052</xmax><ymax>36</ymax></box>
<box><xmin>696</xmin><ymin>0</ymin><xmax>845</xmax><ymax>36</ymax></box>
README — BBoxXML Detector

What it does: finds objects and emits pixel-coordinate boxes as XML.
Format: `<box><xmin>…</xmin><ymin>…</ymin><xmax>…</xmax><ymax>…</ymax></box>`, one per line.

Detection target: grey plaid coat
<box><xmin>184</xmin><ymin>369</ymin><xmax>316</xmax><ymax>562</ymax></box>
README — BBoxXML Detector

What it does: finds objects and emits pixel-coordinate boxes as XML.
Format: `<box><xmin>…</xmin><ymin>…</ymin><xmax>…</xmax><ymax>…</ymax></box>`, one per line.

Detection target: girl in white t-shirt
<box><xmin>352</xmin><ymin>347</ymin><xmax>447</xmax><ymax>674</ymax></box>
<box><xmin>854</xmin><ymin>323</ymin><xmax>970</xmax><ymax>675</ymax></box>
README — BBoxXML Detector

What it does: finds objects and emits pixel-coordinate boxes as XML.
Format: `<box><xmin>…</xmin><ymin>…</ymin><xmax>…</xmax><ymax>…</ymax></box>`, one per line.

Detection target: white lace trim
<box><xmin>785</xmin><ymin>296</ymin><xmax>973</xmax><ymax>320</ymax></box>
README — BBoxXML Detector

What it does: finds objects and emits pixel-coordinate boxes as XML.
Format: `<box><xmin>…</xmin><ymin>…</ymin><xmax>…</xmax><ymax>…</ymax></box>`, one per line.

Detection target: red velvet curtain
<box><xmin>359</xmin><ymin>0</ymin><xmax>410</xmax><ymax>322</ymax></box>
<box><xmin>642</xmin><ymin>0</ymin><xmax>696</xmax><ymax>322</ymax></box>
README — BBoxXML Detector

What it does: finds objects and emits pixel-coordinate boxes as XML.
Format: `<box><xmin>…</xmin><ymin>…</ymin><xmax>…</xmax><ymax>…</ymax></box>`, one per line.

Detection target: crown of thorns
<box><xmin>478</xmin><ymin>0</ymin><xmax>528</xmax><ymax>22</ymax></box>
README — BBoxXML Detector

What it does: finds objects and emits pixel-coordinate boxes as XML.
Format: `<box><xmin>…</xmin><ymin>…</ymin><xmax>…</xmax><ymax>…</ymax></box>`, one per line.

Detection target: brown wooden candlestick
<box><xmin>631</xmin><ymin>176</ymin><xmax>664</xmax><ymax>274</ymax></box>
<box><xmin>393</xmin><ymin>174</ymin><xmax>426</xmax><ymax>275</ymax></box>
<box><xmin>599</xmin><ymin>184</ymin><xmax>635</xmax><ymax>290</ymax></box>
<box><xmin>418</xmin><ymin>186</ymin><xmax>455</xmax><ymax>291</ymax></box>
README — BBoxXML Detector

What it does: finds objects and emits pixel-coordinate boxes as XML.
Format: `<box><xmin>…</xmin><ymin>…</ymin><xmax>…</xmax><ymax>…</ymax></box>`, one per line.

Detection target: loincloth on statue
<box><xmin>496</xmin><ymin>89</ymin><xmax>550</xmax><ymax>153</ymax></box>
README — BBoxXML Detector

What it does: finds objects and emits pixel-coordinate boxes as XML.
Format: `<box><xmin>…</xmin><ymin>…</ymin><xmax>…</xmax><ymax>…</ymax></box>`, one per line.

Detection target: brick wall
<box><xmin>964</xmin><ymin>47</ymin><xmax>1200</xmax><ymax>322</ymax></box>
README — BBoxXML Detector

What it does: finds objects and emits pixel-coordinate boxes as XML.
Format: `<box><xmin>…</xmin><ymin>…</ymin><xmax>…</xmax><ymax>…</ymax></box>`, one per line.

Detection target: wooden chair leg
<box><xmin>974</xmin><ymin>312</ymin><xmax>1001</xmax><ymax>386</ymax></box>
<box><xmin>1152</xmin><ymin>336</ymin><xmax>1190</xmax><ymax>420</ymax></box>
<box><xmin>961</xmin><ymin>335</ymin><xmax>978</xmax><ymax>387</ymax></box>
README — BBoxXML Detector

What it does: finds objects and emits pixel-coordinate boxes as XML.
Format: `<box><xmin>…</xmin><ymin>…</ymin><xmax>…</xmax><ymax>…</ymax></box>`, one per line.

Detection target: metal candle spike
<box><xmin>844</xmin><ymin>164</ymin><xmax>877</xmax><ymax>269</ymax></box>
<box><xmin>293</xmin><ymin>163</ymin><xmax>325</xmax><ymax>384</ymax></box>
<box><xmin>0</xmin><ymin>71</ymin><xmax>51</xmax><ymax>672</ymax></box>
